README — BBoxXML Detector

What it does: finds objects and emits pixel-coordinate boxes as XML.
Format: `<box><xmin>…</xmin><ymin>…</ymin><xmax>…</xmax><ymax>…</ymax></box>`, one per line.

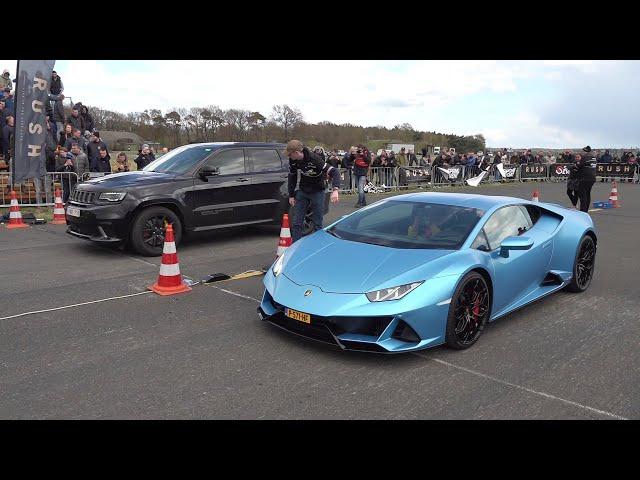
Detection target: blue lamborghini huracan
<box><xmin>258</xmin><ymin>193</ymin><xmax>597</xmax><ymax>353</ymax></box>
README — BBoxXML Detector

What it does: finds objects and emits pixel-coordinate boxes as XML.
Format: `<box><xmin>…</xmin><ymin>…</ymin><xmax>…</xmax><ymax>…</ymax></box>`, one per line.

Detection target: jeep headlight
<box><xmin>272</xmin><ymin>254</ymin><xmax>285</xmax><ymax>277</ymax></box>
<box><xmin>98</xmin><ymin>192</ymin><xmax>127</xmax><ymax>202</ymax></box>
<box><xmin>366</xmin><ymin>282</ymin><xmax>423</xmax><ymax>302</ymax></box>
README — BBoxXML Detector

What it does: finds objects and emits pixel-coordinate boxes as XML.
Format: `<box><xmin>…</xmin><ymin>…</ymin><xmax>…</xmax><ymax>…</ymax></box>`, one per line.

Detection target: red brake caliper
<box><xmin>472</xmin><ymin>298</ymin><xmax>480</xmax><ymax>323</ymax></box>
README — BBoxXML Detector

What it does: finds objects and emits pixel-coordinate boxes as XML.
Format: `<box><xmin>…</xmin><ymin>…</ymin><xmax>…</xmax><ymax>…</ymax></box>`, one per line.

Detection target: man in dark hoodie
<box><xmin>86</xmin><ymin>132</ymin><xmax>109</xmax><ymax>170</ymax></box>
<box><xmin>285</xmin><ymin>139</ymin><xmax>340</xmax><ymax>243</ymax></box>
<box><xmin>66</xmin><ymin>105</ymin><xmax>85</xmax><ymax>133</ymax></box>
<box><xmin>80</xmin><ymin>105</ymin><xmax>95</xmax><ymax>134</ymax></box>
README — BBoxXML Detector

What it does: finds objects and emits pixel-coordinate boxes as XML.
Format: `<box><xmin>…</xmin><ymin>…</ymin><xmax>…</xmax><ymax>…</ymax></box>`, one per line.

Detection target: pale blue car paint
<box><xmin>260</xmin><ymin>192</ymin><xmax>597</xmax><ymax>353</ymax></box>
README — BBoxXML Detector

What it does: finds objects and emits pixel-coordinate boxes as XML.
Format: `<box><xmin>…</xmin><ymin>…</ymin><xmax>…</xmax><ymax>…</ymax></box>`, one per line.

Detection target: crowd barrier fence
<box><xmin>1</xmin><ymin>172</ymin><xmax>81</xmax><ymax>207</ymax></box>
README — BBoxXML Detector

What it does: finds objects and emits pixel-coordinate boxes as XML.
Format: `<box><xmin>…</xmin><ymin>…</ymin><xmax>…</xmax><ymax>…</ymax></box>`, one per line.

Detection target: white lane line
<box><xmin>588</xmin><ymin>208</ymin><xmax>602</xmax><ymax>212</ymax></box>
<box><xmin>209</xmin><ymin>285</ymin><xmax>261</xmax><ymax>304</ymax></box>
<box><xmin>0</xmin><ymin>291</ymin><xmax>153</xmax><ymax>322</ymax></box>
<box><xmin>413</xmin><ymin>353</ymin><xmax>627</xmax><ymax>420</ymax></box>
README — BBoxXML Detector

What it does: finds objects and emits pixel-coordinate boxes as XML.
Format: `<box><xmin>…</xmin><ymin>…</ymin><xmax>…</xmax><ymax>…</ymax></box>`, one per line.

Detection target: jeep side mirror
<box><xmin>199</xmin><ymin>165</ymin><xmax>219</xmax><ymax>180</ymax></box>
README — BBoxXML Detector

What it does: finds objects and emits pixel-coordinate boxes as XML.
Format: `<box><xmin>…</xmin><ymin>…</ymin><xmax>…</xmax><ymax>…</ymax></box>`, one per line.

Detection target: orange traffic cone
<box><xmin>531</xmin><ymin>190</ymin><xmax>540</xmax><ymax>202</ymax></box>
<box><xmin>608</xmin><ymin>181</ymin><xmax>620</xmax><ymax>208</ymax></box>
<box><xmin>148</xmin><ymin>224</ymin><xmax>192</xmax><ymax>296</ymax></box>
<box><xmin>6</xmin><ymin>191</ymin><xmax>29</xmax><ymax>229</ymax></box>
<box><xmin>50</xmin><ymin>188</ymin><xmax>66</xmax><ymax>225</ymax></box>
<box><xmin>277</xmin><ymin>213</ymin><xmax>292</xmax><ymax>257</ymax></box>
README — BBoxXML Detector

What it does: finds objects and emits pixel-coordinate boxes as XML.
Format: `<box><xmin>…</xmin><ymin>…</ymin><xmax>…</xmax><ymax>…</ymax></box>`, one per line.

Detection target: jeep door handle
<box><xmin>236</xmin><ymin>178</ymin><xmax>249</xmax><ymax>182</ymax></box>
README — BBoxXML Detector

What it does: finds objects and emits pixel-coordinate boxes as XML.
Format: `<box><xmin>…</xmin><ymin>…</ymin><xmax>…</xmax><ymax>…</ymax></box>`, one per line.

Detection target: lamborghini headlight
<box><xmin>98</xmin><ymin>192</ymin><xmax>127</xmax><ymax>202</ymax></box>
<box><xmin>366</xmin><ymin>282</ymin><xmax>423</xmax><ymax>302</ymax></box>
<box><xmin>272</xmin><ymin>254</ymin><xmax>285</xmax><ymax>277</ymax></box>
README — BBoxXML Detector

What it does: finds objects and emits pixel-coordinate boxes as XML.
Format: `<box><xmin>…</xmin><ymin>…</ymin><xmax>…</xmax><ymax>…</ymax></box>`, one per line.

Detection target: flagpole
<box><xmin>10</xmin><ymin>59</ymin><xmax>18</xmax><ymax>190</ymax></box>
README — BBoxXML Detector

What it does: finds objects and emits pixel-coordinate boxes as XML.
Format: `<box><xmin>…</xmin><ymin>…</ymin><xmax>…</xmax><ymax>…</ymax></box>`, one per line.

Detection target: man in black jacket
<box><xmin>341</xmin><ymin>146</ymin><xmax>355</xmax><ymax>191</ymax></box>
<box><xmin>568</xmin><ymin>148</ymin><xmax>596</xmax><ymax>212</ymax></box>
<box><xmin>86</xmin><ymin>132</ymin><xmax>109</xmax><ymax>171</ymax></box>
<box><xmin>285</xmin><ymin>139</ymin><xmax>340</xmax><ymax>243</ymax></box>
<box><xmin>94</xmin><ymin>147</ymin><xmax>112</xmax><ymax>173</ymax></box>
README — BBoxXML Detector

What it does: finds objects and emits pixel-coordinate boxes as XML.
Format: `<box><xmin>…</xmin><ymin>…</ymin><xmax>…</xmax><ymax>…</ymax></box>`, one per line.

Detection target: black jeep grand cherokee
<box><xmin>66</xmin><ymin>142</ymin><xmax>329</xmax><ymax>256</ymax></box>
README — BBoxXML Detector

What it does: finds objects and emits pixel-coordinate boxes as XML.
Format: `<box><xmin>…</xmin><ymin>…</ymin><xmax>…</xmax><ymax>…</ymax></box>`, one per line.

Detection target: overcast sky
<box><xmin>2</xmin><ymin>60</ymin><xmax>638</xmax><ymax>149</ymax></box>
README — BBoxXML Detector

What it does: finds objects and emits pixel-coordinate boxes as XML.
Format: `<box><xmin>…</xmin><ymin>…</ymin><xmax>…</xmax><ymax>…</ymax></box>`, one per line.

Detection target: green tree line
<box><xmin>88</xmin><ymin>103</ymin><xmax>486</xmax><ymax>153</ymax></box>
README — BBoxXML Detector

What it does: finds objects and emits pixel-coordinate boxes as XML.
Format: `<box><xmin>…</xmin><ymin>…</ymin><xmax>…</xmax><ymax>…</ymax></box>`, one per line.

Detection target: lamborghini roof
<box><xmin>389</xmin><ymin>192</ymin><xmax>530</xmax><ymax>211</ymax></box>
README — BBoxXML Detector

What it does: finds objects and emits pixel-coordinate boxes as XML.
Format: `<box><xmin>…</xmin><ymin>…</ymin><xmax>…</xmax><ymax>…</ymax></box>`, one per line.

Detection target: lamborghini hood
<box><xmin>282</xmin><ymin>230</ymin><xmax>454</xmax><ymax>294</ymax></box>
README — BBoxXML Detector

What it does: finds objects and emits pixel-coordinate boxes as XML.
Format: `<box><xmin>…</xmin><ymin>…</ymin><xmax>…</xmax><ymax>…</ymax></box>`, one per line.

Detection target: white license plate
<box><xmin>67</xmin><ymin>206</ymin><xmax>81</xmax><ymax>217</ymax></box>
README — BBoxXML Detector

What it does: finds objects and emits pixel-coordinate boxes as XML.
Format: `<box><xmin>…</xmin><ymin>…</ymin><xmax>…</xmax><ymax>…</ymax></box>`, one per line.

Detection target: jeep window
<box><xmin>144</xmin><ymin>146</ymin><xmax>215</xmax><ymax>174</ymax></box>
<box><xmin>202</xmin><ymin>149</ymin><xmax>246</xmax><ymax>175</ymax></box>
<box><xmin>247</xmin><ymin>149</ymin><xmax>282</xmax><ymax>173</ymax></box>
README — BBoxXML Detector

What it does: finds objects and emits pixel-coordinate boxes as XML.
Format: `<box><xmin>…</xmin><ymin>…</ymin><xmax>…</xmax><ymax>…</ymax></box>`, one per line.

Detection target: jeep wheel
<box><xmin>130</xmin><ymin>206</ymin><xmax>182</xmax><ymax>257</ymax></box>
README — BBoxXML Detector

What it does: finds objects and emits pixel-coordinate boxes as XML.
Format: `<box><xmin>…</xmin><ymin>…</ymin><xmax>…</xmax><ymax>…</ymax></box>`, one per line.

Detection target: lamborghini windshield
<box><xmin>328</xmin><ymin>200</ymin><xmax>485</xmax><ymax>249</ymax></box>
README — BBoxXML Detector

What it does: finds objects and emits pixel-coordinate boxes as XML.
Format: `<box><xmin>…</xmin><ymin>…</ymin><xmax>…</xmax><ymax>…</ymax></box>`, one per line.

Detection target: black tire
<box><xmin>129</xmin><ymin>206</ymin><xmax>182</xmax><ymax>257</ymax></box>
<box><xmin>565</xmin><ymin>235</ymin><xmax>596</xmax><ymax>293</ymax></box>
<box><xmin>445</xmin><ymin>272</ymin><xmax>491</xmax><ymax>350</ymax></box>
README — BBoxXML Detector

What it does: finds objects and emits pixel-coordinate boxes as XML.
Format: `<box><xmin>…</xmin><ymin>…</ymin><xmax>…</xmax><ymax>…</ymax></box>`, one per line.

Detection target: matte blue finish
<box><xmin>261</xmin><ymin>192</ymin><xmax>597</xmax><ymax>353</ymax></box>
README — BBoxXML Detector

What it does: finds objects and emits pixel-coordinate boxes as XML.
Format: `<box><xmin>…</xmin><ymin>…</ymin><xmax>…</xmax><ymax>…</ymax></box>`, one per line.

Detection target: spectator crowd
<box><xmin>0</xmin><ymin>65</ymin><xmax>638</xmax><ymax>205</ymax></box>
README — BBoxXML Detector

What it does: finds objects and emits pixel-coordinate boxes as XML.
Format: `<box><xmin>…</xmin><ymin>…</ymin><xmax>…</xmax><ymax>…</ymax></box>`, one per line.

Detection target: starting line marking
<box><xmin>0</xmin><ymin>291</ymin><xmax>153</xmax><ymax>322</ymax></box>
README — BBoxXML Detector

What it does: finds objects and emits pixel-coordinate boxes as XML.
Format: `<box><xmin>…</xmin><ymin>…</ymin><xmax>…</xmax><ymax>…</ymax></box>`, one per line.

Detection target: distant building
<box><xmin>99</xmin><ymin>131</ymin><xmax>160</xmax><ymax>152</ymax></box>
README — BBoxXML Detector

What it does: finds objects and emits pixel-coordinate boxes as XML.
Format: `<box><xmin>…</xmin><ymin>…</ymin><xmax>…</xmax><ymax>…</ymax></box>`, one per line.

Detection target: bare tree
<box><xmin>165</xmin><ymin>111</ymin><xmax>182</xmax><ymax>146</ymax></box>
<box><xmin>248</xmin><ymin>111</ymin><xmax>266</xmax><ymax>142</ymax></box>
<box><xmin>270</xmin><ymin>105</ymin><xmax>303</xmax><ymax>141</ymax></box>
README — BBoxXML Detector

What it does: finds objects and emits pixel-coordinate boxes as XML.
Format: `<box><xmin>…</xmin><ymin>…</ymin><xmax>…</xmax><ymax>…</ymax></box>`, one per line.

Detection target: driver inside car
<box><xmin>408</xmin><ymin>206</ymin><xmax>448</xmax><ymax>240</ymax></box>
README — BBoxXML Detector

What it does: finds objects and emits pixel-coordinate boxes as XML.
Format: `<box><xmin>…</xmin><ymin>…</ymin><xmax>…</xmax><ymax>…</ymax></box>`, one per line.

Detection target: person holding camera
<box><xmin>284</xmin><ymin>139</ymin><xmax>340</xmax><ymax>243</ymax></box>
<box><xmin>135</xmin><ymin>144</ymin><xmax>155</xmax><ymax>170</ymax></box>
<box><xmin>56</xmin><ymin>143</ymin><xmax>90</xmax><ymax>202</ymax></box>
<box><xmin>114</xmin><ymin>152</ymin><xmax>130</xmax><ymax>173</ymax></box>
<box><xmin>348</xmin><ymin>144</ymin><xmax>371</xmax><ymax>207</ymax></box>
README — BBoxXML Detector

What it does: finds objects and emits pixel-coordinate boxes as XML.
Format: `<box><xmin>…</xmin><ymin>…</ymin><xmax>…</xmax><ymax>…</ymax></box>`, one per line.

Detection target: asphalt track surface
<box><xmin>1</xmin><ymin>181</ymin><xmax>638</xmax><ymax>419</ymax></box>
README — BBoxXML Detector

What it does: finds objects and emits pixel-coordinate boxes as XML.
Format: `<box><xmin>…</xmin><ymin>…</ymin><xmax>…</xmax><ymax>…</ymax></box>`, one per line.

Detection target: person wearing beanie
<box><xmin>284</xmin><ymin>139</ymin><xmax>341</xmax><ymax>242</ymax></box>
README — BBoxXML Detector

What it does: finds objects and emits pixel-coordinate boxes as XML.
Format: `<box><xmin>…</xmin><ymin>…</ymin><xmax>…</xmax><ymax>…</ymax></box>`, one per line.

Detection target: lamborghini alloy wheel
<box><xmin>566</xmin><ymin>235</ymin><xmax>596</xmax><ymax>293</ymax></box>
<box><xmin>445</xmin><ymin>272</ymin><xmax>491</xmax><ymax>349</ymax></box>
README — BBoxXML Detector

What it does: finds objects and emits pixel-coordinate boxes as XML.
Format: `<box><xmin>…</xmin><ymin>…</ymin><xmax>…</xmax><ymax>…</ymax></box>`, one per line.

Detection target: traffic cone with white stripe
<box><xmin>277</xmin><ymin>213</ymin><xmax>292</xmax><ymax>257</ymax></box>
<box><xmin>6</xmin><ymin>191</ymin><xmax>29</xmax><ymax>229</ymax></box>
<box><xmin>531</xmin><ymin>190</ymin><xmax>540</xmax><ymax>202</ymax></box>
<box><xmin>608</xmin><ymin>181</ymin><xmax>620</xmax><ymax>208</ymax></box>
<box><xmin>50</xmin><ymin>188</ymin><xmax>66</xmax><ymax>225</ymax></box>
<box><xmin>148</xmin><ymin>224</ymin><xmax>192</xmax><ymax>296</ymax></box>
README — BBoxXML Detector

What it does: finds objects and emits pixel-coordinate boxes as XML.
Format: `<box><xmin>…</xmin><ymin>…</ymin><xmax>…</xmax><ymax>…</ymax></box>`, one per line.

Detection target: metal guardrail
<box><xmin>0</xmin><ymin>172</ymin><xmax>80</xmax><ymax>207</ymax></box>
